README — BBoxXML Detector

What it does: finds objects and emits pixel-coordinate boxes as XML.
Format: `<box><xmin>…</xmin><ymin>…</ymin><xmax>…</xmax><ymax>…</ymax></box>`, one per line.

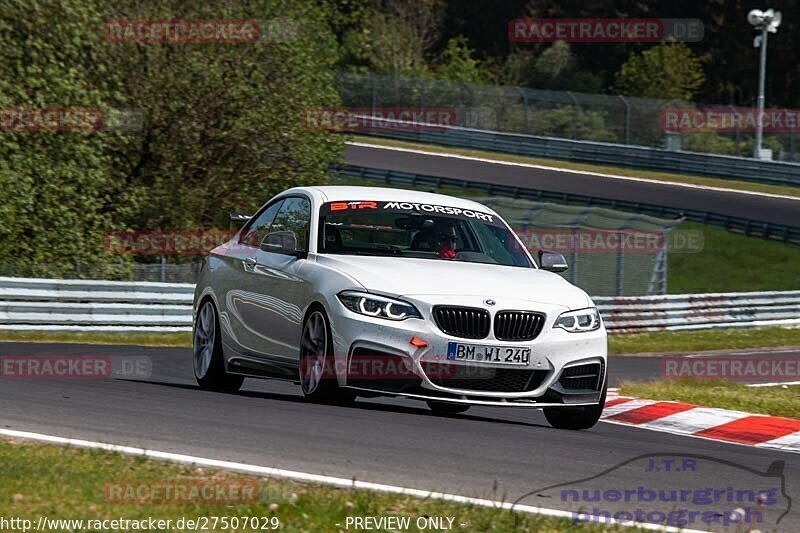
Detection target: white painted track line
<box><xmin>0</xmin><ymin>427</ymin><xmax>708</xmax><ymax>533</ymax></box>
<box><xmin>348</xmin><ymin>141</ymin><xmax>800</xmax><ymax>202</ymax></box>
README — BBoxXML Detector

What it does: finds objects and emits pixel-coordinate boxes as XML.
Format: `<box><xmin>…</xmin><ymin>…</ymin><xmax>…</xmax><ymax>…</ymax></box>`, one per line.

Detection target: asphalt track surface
<box><xmin>1</xmin><ymin>342</ymin><xmax>797</xmax><ymax>530</ymax></box>
<box><xmin>344</xmin><ymin>143</ymin><xmax>800</xmax><ymax>227</ymax></box>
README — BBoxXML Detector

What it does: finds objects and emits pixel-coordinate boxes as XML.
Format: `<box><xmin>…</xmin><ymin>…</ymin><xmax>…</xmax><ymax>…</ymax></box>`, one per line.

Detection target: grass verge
<box><xmin>607</xmin><ymin>326</ymin><xmax>800</xmax><ymax>355</ymax></box>
<box><xmin>667</xmin><ymin>222</ymin><xmax>800</xmax><ymax>293</ymax></box>
<box><xmin>2</xmin><ymin>326</ymin><xmax>800</xmax><ymax>356</ymax></box>
<box><xmin>0</xmin><ymin>438</ymin><xmax>629</xmax><ymax>532</ymax></box>
<box><xmin>349</xmin><ymin>135</ymin><xmax>800</xmax><ymax>199</ymax></box>
<box><xmin>620</xmin><ymin>379</ymin><xmax>800</xmax><ymax>419</ymax></box>
<box><xmin>0</xmin><ymin>330</ymin><xmax>192</xmax><ymax>347</ymax></box>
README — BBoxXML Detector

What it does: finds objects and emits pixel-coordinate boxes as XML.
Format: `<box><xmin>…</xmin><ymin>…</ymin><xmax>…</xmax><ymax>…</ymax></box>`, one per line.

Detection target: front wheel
<box><xmin>299</xmin><ymin>308</ymin><xmax>355</xmax><ymax>405</ymax></box>
<box><xmin>193</xmin><ymin>300</ymin><xmax>244</xmax><ymax>393</ymax></box>
<box><xmin>543</xmin><ymin>383</ymin><xmax>606</xmax><ymax>430</ymax></box>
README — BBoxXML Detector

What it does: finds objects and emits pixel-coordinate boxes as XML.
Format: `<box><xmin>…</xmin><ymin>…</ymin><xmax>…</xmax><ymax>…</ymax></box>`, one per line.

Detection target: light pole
<box><xmin>747</xmin><ymin>8</ymin><xmax>782</xmax><ymax>160</ymax></box>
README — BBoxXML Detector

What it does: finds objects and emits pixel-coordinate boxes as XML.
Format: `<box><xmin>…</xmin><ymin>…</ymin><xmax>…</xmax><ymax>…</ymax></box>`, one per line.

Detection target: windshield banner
<box><xmin>320</xmin><ymin>201</ymin><xmax>497</xmax><ymax>224</ymax></box>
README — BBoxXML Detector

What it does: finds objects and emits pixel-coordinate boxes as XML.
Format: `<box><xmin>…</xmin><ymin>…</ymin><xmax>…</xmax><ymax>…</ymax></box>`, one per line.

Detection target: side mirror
<box><xmin>261</xmin><ymin>231</ymin><xmax>305</xmax><ymax>257</ymax></box>
<box><xmin>229</xmin><ymin>213</ymin><xmax>252</xmax><ymax>224</ymax></box>
<box><xmin>538</xmin><ymin>250</ymin><xmax>568</xmax><ymax>272</ymax></box>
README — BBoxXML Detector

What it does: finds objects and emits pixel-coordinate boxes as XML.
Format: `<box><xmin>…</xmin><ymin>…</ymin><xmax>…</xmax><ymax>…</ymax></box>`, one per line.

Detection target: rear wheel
<box><xmin>299</xmin><ymin>308</ymin><xmax>355</xmax><ymax>405</ymax></box>
<box><xmin>543</xmin><ymin>381</ymin><xmax>607</xmax><ymax>430</ymax></box>
<box><xmin>193</xmin><ymin>300</ymin><xmax>244</xmax><ymax>393</ymax></box>
<box><xmin>426</xmin><ymin>400</ymin><xmax>470</xmax><ymax>415</ymax></box>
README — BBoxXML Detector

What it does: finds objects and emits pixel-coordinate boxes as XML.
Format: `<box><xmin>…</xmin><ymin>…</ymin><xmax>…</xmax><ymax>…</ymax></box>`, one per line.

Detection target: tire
<box><xmin>543</xmin><ymin>380</ymin><xmax>607</xmax><ymax>430</ymax></box>
<box><xmin>193</xmin><ymin>299</ymin><xmax>244</xmax><ymax>393</ymax></box>
<box><xmin>299</xmin><ymin>307</ymin><xmax>356</xmax><ymax>405</ymax></box>
<box><xmin>426</xmin><ymin>400</ymin><xmax>470</xmax><ymax>415</ymax></box>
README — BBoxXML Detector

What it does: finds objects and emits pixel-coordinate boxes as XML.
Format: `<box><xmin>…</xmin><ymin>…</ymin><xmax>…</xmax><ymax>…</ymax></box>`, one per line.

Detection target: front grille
<box><xmin>558</xmin><ymin>362</ymin><xmax>603</xmax><ymax>390</ymax></box>
<box><xmin>421</xmin><ymin>362</ymin><xmax>548</xmax><ymax>393</ymax></box>
<box><xmin>432</xmin><ymin>306</ymin><xmax>490</xmax><ymax>339</ymax></box>
<box><xmin>494</xmin><ymin>311</ymin><xmax>545</xmax><ymax>341</ymax></box>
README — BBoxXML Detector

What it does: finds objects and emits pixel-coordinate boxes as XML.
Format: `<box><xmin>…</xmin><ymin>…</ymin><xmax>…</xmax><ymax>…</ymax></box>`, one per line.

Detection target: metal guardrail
<box><xmin>0</xmin><ymin>277</ymin><xmax>194</xmax><ymax>332</ymax></box>
<box><xmin>1</xmin><ymin>277</ymin><xmax>797</xmax><ymax>334</ymax></box>
<box><xmin>333</xmin><ymin>164</ymin><xmax>800</xmax><ymax>246</ymax></box>
<box><xmin>595</xmin><ymin>291</ymin><xmax>800</xmax><ymax>333</ymax></box>
<box><xmin>354</xmin><ymin>119</ymin><xmax>800</xmax><ymax>187</ymax></box>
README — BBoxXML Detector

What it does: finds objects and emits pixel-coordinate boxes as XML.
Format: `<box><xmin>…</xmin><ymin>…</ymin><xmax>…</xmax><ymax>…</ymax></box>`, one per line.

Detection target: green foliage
<box><xmin>681</xmin><ymin>132</ymin><xmax>739</xmax><ymax>155</ymax></box>
<box><xmin>613</xmin><ymin>42</ymin><xmax>705</xmax><ymax>100</ymax></box>
<box><xmin>358</xmin><ymin>1</ymin><xmax>443</xmax><ymax>78</ymax></box>
<box><xmin>502</xmin><ymin>44</ymin><xmax>605</xmax><ymax>93</ymax></box>
<box><xmin>0</xmin><ymin>1</ymin><xmax>124</xmax><ymax>274</ymax></box>
<box><xmin>433</xmin><ymin>36</ymin><xmax>487</xmax><ymax>83</ymax></box>
<box><xmin>523</xmin><ymin>107</ymin><xmax>616</xmax><ymax>142</ymax></box>
<box><xmin>0</xmin><ymin>0</ymin><xmax>343</xmax><ymax>275</ymax></box>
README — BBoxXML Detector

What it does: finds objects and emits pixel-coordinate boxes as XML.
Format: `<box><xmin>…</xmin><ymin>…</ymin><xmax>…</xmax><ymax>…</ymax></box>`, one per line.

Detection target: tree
<box><xmin>434</xmin><ymin>36</ymin><xmax>488</xmax><ymax>83</ymax></box>
<box><xmin>0</xmin><ymin>0</ymin><xmax>344</xmax><ymax>276</ymax></box>
<box><xmin>359</xmin><ymin>0</ymin><xmax>443</xmax><ymax>77</ymax></box>
<box><xmin>612</xmin><ymin>42</ymin><xmax>705</xmax><ymax>101</ymax></box>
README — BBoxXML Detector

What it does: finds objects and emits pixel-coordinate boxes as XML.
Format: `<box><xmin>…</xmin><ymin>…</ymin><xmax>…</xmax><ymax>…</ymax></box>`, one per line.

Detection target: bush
<box><xmin>0</xmin><ymin>0</ymin><xmax>344</xmax><ymax>275</ymax></box>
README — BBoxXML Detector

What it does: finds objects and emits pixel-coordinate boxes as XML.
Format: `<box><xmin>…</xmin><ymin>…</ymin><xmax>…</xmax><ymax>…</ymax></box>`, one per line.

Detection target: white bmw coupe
<box><xmin>193</xmin><ymin>186</ymin><xmax>607</xmax><ymax>429</ymax></box>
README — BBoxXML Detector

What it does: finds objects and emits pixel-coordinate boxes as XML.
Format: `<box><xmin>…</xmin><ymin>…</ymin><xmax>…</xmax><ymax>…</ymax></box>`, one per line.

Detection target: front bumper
<box><xmin>328</xmin><ymin>294</ymin><xmax>607</xmax><ymax>407</ymax></box>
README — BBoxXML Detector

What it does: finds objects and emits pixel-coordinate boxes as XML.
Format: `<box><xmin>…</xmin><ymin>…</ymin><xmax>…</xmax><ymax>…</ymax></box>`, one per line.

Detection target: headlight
<box><xmin>554</xmin><ymin>307</ymin><xmax>601</xmax><ymax>332</ymax></box>
<box><xmin>337</xmin><ymin>291</ymin><xmax>421</xmax><ymax>321</ymax></box>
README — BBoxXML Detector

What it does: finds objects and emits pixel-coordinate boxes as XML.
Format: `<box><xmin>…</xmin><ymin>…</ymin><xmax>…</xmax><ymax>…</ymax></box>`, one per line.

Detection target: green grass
<box><xmin>666</xmin><ymin>221</ymin><xmax>800</xmax><ymax>293</ymax></box>
<box><xmin>0</xmin><ymin>438</ymin><xmax>632</xmax><ymax>532</ymax></box>
<box><xmin>0</xmin><ymin>330</ymin><xmax>192</xmax><ymax>347</ymax></box>
<box><xmin>350</xmin><ymin>135</ymin><xmax>800</xmax><ymax>199</ymax></box>
<box><xmin>620</xmin><ymin>379</ymin><xmax>800</xmax><ymax>419</ymax></box>
<box><xmin>4</xmin><ymin>326</ymin><xmax>800</xmax><ymax>356</ymax></box>
<box><xmin>608</xmin><ymin>326</ymin><xmax>800</xmax><ymax>355</ymax></box>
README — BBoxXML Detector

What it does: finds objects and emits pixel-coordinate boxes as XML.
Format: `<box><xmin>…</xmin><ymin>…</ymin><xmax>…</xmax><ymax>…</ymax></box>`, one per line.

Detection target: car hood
<box><xmin>316</xmin><ymin>255</ymin><xmax>592</xmax><ymax>310</ymax></box>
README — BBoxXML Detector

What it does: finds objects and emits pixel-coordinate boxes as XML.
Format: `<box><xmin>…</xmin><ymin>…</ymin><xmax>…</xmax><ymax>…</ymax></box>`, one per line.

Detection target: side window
<box><xmin>267</xmin><ymin>197</ymin><xmax>311</xmax><ymax>252</ymax></box>
<box><xmin>239</xmin><ymin>200</ymin><xmax>283</xmax><ymax>247</ymax></box>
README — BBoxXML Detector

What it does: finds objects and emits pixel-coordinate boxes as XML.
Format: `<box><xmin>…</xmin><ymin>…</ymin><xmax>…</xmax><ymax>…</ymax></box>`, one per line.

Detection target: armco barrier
<box><xmin>0</xmin><ymin>277</ymin><xmax>797</xmax><ymax>334</ymax></box>
<box><xmin>595</xmin><ymin>291</ymin><xmax>800</xmax><ymax>333</ymax></box>
<box><xmin>352</xmin><ymin>117</ymin><xmax>800</xmax><ymax>188</ymax></box>
<box><xmin>333</xmin><ymin>164</ymin><xmax>800</xmax><ymax>246</ymax></box>
<box><xmin>0</xmin><ymin>277</ymin><xmax>194</xmax><ymax>332</ymax></box>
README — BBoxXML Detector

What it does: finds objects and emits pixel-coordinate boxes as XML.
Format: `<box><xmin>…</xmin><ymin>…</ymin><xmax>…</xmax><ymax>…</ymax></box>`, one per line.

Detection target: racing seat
<box><xmin>323</xmin><ymin>224</ymin><xmax>344</xmax><ymax>252</ymax></box>
<box><xmin>410</xmin><ymin>227</ymin><xmax>439</xmax><ymax>252</ymax></box>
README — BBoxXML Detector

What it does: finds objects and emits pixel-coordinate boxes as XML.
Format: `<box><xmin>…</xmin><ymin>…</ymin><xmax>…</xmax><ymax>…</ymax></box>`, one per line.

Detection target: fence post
<box><xmin>517</xmin><ymin>87</ymin><xmax>529</xmax><ymax>134</ymax></box>
<box><xmin>566</xmin><ymin>91</ymin><xmax>579</xmax><ymax>139</ymax></box>
<box><xmin>464</xmin><ymin>82</ymin><xmax>476</xmax><ymax>128</ymax></box>
<box><xmin>618</xmin><ymin>95</ymin><xmax>631</xmax><ymax>145</ymax></box>
<box><xmin>371</xmin><ymin>76</ymin><xmax>377</xmax><ymax>118</ymax></box>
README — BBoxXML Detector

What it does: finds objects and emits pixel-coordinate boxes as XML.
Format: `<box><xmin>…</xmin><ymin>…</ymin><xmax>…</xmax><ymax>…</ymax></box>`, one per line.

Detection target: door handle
<box><xmin>243</xmin><ymin>256</ymin><xmax>257</xmax><ymax>269</ymax></box>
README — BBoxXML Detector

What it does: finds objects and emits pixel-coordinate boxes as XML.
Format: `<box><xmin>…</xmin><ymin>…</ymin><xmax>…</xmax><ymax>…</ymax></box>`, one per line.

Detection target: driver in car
<box><xmin>412</xmin><ymin>220</ymin><xmax>458</xmax><ymax>259</ymax></box>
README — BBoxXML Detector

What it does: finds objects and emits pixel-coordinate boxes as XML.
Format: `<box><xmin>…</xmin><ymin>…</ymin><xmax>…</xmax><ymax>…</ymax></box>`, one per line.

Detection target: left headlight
<box><xmin>553</xmin><ymin>307</ymin><xmax>601</xmax><ymax>332</ymax></box>
<box><xmin>337</xmin><ymin>291</ymin><xmax>422</xmax><ymax>321</ymax></box>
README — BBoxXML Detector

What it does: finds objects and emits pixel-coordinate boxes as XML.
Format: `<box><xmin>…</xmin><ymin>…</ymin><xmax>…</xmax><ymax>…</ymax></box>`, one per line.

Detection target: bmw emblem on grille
<box><xmin>484</xmin><ymin>298</ymin><xmax>496</xmax><ymax>306</ymax></box>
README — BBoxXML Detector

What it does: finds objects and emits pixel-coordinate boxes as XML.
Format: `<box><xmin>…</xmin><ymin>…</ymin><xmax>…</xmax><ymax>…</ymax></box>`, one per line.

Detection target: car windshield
<box><xmin>317</xmin><ymin>200</ymin><xmax>532</xmax><ymax>268</ymax></box>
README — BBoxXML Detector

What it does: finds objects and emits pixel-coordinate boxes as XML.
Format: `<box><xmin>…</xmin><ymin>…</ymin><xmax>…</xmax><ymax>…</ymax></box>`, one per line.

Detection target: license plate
<box><xmin>447</xmin><ymin>342</ymin><xmax>530</xmax><ymax>365</ymax></box>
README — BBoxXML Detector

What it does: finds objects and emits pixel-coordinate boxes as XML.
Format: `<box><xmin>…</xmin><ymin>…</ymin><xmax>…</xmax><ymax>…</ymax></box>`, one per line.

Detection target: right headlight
<box><xmin>337</xmin><ymin>291</ymin><xmax>422</xmax><ymax>321</ymax></box>
<box><xmin>553</xmin><ymin>307</ymin><xmax>601</xmax><ymax>332</ymax></box>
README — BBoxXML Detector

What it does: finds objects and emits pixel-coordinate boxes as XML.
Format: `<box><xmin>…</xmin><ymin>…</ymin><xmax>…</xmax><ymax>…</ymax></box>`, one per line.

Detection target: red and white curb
<box><xmin>602</xmin><ymin>391</ymin><xmax>800</xmax><ymax>453</ymax></box>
